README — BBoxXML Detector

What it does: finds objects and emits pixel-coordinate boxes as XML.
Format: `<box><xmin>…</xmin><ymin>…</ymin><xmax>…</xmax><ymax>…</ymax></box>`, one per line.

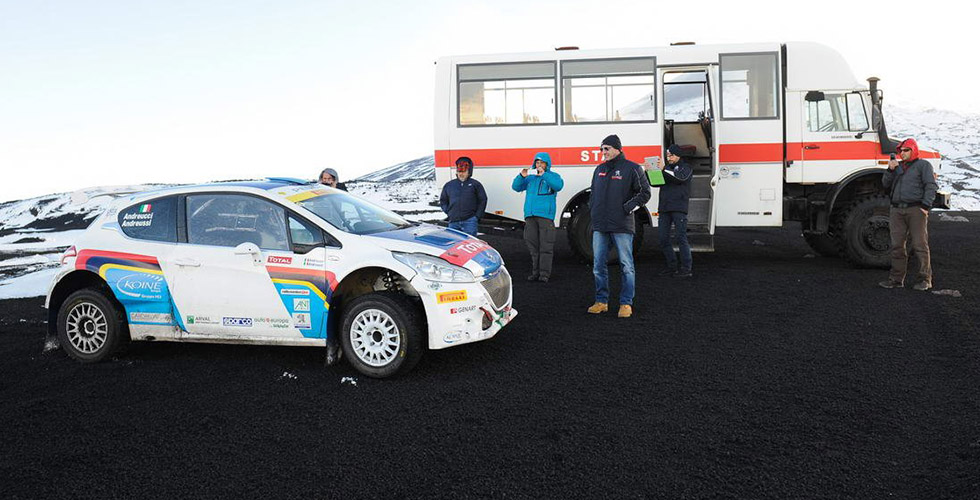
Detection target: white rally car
<box><xmin>45</xmin><ymin>179</ymin><xmax>517</xmax><ymax>378</ymax></box>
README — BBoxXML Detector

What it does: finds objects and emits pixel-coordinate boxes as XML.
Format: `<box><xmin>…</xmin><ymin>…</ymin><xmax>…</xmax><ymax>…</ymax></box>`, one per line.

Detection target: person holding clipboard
<box><xmin>646</xmin><ymin>145</ymin><xmax>694</xmax><ymax>277</ymax></box>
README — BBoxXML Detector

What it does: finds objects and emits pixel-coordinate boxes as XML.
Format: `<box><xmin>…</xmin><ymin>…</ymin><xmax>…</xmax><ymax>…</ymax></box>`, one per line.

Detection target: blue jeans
<box><xmin>592</xmin><ymin>232</ymin><xmax>635</xmax><ymax>305</ymax></box>
<box><xmin>659</xmin><ymin>212</ymin><xmax>692</xmax><ymax>272</ymax></box>
<box><xmin>449</xmin><ymin>216</ymin><xmax>478</xmax><ymax>237</ymax></box>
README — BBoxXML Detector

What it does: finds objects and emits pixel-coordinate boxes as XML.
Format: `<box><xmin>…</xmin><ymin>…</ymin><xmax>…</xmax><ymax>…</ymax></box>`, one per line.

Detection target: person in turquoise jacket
<box><xmin>512</xmin><ymin>152</ymin><xmax>564</xmax><ymax>282</ymax></box>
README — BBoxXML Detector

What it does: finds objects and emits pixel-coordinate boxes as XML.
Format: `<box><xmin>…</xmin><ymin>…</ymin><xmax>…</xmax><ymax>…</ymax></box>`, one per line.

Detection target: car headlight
<box><xmin>392</xmin><ymin>252</ymin><xmax>475</xmax><ymax>283</ymax></box>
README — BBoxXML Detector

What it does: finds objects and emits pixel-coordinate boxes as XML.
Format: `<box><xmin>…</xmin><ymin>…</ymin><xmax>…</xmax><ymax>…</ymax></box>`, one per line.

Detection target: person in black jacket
<box><xmin>587</xmin><ymin>135</ymin><xmax>651</xmax><ymax>318</ymax></box>
<box><xmin>439</xmin><ymin>156</ymin><xmax>487</xmax><ymax>236</ymax></box>
<box><xmin>319</xmin><ymin>168</ymin><xmax>348</xmax><ymax>191</ymax></box>
<box><xmin>652</xmin><ymin>144</ymin><xmax>693</xmax><ymax>277</ymax></box>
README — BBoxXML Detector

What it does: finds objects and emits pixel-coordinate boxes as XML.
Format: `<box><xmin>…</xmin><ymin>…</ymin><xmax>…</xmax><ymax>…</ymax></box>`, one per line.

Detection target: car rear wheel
<box><xmin>340</xmin><ymin>292</ymin><xmax>424</xmax><ymax>378</ymax></box>
<box><xmin>57</xmin><ymin>289</ymin><xmax>126</xmax><ymax>363</ymax></box>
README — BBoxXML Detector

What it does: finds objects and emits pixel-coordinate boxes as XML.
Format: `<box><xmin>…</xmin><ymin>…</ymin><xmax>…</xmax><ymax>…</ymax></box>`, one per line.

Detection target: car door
<box><xmin>163</xmin><ymin>193</ymin><xmax>298</xmax><ymax>339</ymax></box>
<box><xmin>798</xmin><ymin>91</ymin><xmax>875</xmax><ymax>182</ymax></box>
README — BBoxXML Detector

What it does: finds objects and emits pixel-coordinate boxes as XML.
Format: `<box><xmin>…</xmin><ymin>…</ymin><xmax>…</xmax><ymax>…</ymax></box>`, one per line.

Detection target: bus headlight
<box><xmin>393</xmin><ymin>252</ymin><xmax>476</xmax><ymax>283</ymax></box>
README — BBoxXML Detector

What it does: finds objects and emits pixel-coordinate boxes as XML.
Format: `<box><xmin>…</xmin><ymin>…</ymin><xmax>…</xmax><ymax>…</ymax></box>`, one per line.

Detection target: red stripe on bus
<box><xmin>435</xmin><ymin>146</ymin><xmax>663</xmax><ymax>167</ymax></box>
<box><xmin>437</xmin><ymin>143</ymin><xmax>941</xmax><ymax>166</ymax></box>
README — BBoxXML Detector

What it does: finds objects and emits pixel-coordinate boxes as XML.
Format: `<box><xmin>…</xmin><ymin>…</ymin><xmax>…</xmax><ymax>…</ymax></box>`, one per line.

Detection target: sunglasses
<box><xmin>899</xmin><ymin>148</ymin><xmax>912</xmax><ymax>152</ymax></box>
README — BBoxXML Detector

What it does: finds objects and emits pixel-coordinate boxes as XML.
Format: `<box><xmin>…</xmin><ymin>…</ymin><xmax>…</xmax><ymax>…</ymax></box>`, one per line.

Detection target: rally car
<box><xmin>45</xmin><ymin>179</ymin><xmax>517</xmax><ymax>378</ymax></box>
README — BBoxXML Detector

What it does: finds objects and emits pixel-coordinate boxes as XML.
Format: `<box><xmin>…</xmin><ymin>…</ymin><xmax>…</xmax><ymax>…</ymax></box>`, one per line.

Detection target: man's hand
<box><xmin>657</xmin><ymin>157</ymin><xmax>666</xmax><ymax>170</ymax></box>
<box><xmin>520</xmin><ymin>168</ymin><xmax>529</xmax><ymax>178</ymax></box>
<box><xmin>887</xmin><ymin>159</ymin><xmax>899</xmax><ymax>170</ymax></box>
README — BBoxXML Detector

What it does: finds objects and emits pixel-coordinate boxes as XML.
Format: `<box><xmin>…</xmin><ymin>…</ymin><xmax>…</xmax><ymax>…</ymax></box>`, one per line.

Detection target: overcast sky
<box><xmin>1</xmin><ymin>0</ymin><xmax>975</xmax><ymax>203</ymax></box>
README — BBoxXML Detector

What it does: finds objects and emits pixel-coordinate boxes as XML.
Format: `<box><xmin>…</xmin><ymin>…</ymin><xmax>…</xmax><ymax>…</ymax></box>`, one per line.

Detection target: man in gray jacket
<box><xmin>879</xmin><ymin>138</ymin><xmax>937</xmax><ymax>291</ymax></box>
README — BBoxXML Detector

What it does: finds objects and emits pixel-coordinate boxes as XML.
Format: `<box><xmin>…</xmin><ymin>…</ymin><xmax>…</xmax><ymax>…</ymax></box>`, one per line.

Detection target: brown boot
<box><xmin>587</xmin><ymin>302</ymin><xmax>608</xmax><ymax>314</ymax></box>
<box><xmin>617</xmin><ymin>305</ymin><xmax>633</xmax><ymax>318</ymax></box>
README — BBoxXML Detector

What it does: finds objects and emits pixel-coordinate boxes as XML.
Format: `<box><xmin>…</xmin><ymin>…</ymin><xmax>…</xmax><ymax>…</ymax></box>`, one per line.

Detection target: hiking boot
<box><xmin>538</xmin><ymin>275</ymin><xmax>550</xmax><ymax>283</ymax></box>
<box><xmin>617</xmin><ymin>305</ymin><xmax>633</xmax><ymax>318</ymax></box>
<box><xmin>587</xmin><ymin>302</ymin><xmax>608</xmax><ymax>314</ymax></box>
<box><xmin>912</xmin><ymin>282</ymin><xmax>932</xmax><ymax>291</ymax></box>
<box><xmin>658</xmin><ymin>267</ymin><xmax>677</xmax><ymax>277</ymax></box>
<box><xmin>526</xmin><ymin>274</ymin><xmax>539</xmax><ymax>282</ymax></box>
<box><xmin>878</xmin><ymin>280</ymin><xmax>903</xmax><ymax>289</ymax></box>
<box><xmin>674</xmin><ymin>269</ymin><xmax>693</xmax><ymax>278</ymax></box>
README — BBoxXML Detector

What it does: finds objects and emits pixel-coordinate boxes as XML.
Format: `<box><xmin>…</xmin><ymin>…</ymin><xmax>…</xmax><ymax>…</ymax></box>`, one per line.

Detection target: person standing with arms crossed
<box><xmin>587</xmin><ymin>135</ymin><xmax>651</xmax><ymax>318</ymax></box>
<box><xmin>512</xmin><ymin>152</ymin><xmax>564</xmax><ymax>282</ymax></box>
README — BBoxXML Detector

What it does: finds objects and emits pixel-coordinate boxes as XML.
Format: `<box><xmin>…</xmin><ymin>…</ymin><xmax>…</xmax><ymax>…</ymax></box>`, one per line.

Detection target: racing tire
<box><xmin>340</xmin><ymin>292</ymin><xmax>425</xmax><ymax>378</ymax></box>
<box><xmin>567</xmin><ymin>203</ymin><xmax>644</xmax><ymax>264</ymax></box>
<box><xmin>836</xmin><ymin>194</ymin><xmax>892</xmax><ymax>268</ymax></box>
<box><xmin>57</xmin><ymin>288</ymin><xmax>126</xmax><ymax>363</ymax></box>
<box><xmin>802</xmin><ymin>230</ymin><xmax>841</xmax><ymax>258</ymax></box>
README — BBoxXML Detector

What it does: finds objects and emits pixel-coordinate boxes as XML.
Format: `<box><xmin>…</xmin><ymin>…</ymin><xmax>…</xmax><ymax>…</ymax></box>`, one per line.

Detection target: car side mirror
<box><xmin>233</xmin><ymin>242</ymin><xmax>263</xmax><ymax>265</ymax></box>
<box><xmin>805</xmin><ymin>91</ymin><xmax>825</xmax><ymax>102</ymax></box>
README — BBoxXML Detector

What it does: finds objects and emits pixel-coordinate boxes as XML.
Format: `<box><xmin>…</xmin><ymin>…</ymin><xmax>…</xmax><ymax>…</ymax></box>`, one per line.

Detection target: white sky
<box><xmin>1</xmin><ymin>0</ymin><xmax>976</xmax><ymax>203</ymax></box>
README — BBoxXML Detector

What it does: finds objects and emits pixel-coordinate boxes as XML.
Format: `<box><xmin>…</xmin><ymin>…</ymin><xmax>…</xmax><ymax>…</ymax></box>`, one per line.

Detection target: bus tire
<box><xmin>567</xmin><ymin>204</ymin><xmax>644</xmax><ymax>264</ymax></box>
<box><xmin>836</xmin><ymin>194</ymin><xmax>891</xmax><ymax>268</ymax></box>
<box><xmin>802</xmin><ymin>230</ymin><xmax>841</xmax><ymax>258</ymax></box>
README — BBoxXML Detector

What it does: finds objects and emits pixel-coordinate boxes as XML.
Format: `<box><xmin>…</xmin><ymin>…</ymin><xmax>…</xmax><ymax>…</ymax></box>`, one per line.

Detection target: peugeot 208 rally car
<box><xmin>45</xmin><ymin>179</ymin><xmax>517</xmax><ymax>378</ymax></box>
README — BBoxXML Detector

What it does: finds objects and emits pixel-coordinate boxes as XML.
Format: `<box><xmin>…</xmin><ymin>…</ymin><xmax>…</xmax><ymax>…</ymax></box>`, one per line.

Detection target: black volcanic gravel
<box><xmin>1</xmin><ymin>214</ymin><xmax>979</xmax><ymax>499</ymax></box>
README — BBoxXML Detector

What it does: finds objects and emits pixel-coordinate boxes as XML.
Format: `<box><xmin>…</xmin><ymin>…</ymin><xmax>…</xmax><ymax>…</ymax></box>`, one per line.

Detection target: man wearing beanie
<box><xmin>587</xmin><ymin>134</ymin><xmax>651</xmax><ymax>318</ymax></box>
<box><xmin>651</xmin><ymin>144</ymin><xmax>693</xmax><ymax>277</ymax></box>
<box><xmin>440</xmin><ymin>156</ymin><xmax>487</xmax><ymax>237</ymax></box>
<box><xmin>879</xmin><ymin>138</ymin><xmax>937</xmax><ymax>291</ymax></box>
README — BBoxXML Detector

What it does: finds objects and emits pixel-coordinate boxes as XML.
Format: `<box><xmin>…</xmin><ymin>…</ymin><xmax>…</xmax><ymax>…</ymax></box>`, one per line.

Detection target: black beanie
<box><xmin>667</xmin><ymin>144</ymin><xmax>683</xmax><ymax>156</ymax></box>
<box><xmin>601</xmin><ymin>135</ymin><xmax>622</xmax><ymax>151</ymax></box>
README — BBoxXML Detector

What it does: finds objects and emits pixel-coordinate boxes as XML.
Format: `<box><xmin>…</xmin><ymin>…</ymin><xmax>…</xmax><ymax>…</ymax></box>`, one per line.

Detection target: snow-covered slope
<box><xmin>354</xmin><ymin>156</ymin><xmax>434</xmax><ymax>182</ymax></box>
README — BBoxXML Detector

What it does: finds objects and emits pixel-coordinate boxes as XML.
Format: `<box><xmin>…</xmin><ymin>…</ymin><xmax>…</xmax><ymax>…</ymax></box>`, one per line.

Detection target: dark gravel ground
<box><xmin>1</xmin><ymin>214</ymin><xmax>978</xmax><ymax>499</ymax></box>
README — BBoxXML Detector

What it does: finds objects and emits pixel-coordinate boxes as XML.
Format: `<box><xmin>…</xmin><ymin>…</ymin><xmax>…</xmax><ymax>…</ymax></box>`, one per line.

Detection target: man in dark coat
<box><xmin>439</xmin><ymin>156</ymin><xmax>487</xmax><ymax>237</ymax></box>
<box><xmin>587</xmin><ymin>135</ymin><xmax>651</xmax><ymax>318</ymax></box>
<box><xmin>653</xmin><ymin>144</ymin><xmax>693</xmax><ymax>277</ymax></box>
<box><xmin>879</xmin><ymin>138</ymin><xmax>937</xmax><ymax>291</ymax></box>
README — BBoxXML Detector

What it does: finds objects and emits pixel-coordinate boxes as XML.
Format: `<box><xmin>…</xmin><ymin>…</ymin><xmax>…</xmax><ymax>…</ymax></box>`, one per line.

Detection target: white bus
<box><xmin>433</xmin><ymin>41</ymin><xmax>946</xmax><ymax>267</ymax></box>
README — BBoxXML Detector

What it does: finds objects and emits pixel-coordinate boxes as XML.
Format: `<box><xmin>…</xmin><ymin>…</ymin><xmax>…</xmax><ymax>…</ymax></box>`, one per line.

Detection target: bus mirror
<box><xmin>804</xmin><ymin>91</ymin><xmax>825</xmax><ymax>102</ymax></box>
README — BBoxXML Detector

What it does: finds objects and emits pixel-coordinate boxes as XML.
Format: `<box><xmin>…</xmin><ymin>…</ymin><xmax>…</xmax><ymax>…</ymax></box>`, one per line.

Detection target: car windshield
<box><xmin>289</xmin><ymin>190</ymin><xmax>413</xmax><ymax>235</ymax></box>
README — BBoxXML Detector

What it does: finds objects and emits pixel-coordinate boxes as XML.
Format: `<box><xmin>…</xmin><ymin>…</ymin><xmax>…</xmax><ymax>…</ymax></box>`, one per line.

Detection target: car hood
<box><xmin>364</xmin><ymin>223</ymin><xmax>503</xmax><ymax>277</ymax></box>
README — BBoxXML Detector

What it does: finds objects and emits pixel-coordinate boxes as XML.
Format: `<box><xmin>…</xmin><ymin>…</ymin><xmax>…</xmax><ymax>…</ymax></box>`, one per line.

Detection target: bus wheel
<box><xmin>802</xmin><ymin>230</ymin><xmax>841</xmax><ymax>258</ymax></box>
<box><xmin>837</xmin><ymin>194</ymin><xmax>891</xmax><ymax>268</ymax></box>
<box><xmin>567</xmin><ymin>204</ymin><xmax>644</xmax><ymax>264</ymax></box>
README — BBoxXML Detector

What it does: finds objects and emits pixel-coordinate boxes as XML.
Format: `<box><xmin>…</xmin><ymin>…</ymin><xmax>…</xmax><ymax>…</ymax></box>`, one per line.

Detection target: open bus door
<box><xmin>661</xmin><ymin>67</ymin><xmax>716</xmax><ymax>251</ymax></box>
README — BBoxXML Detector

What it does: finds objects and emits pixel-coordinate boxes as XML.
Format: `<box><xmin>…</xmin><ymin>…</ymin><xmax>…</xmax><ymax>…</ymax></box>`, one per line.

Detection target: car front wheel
<box><xmin>340</xmin><ymin>292</ymin><xmax>424</xmax><ymax>378</ymax></box>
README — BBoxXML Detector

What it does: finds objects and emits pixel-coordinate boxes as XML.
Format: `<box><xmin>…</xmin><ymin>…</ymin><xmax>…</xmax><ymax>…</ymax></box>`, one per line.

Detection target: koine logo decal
<box><xmin>437</xmin><ymin>290</ymin><xmax>467</xmax><ymax>304</ymax></box>
<box><xmin>267</xmin><ymin>255</ymin><xmax>293</xmax><ymax>265</ymax></box>
<box><xmin>222</xmin><ymin>317</ymin><xmax>253</xmax><ymax>327</ymax></box>
<box><xmin>116</xmin><ymin>273</ymin><xmax>165</xmax><ymax>300</ymax></box>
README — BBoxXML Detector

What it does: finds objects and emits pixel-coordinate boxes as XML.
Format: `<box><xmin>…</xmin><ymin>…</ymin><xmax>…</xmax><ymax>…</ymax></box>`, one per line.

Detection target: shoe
<box><xmin>878</xmin><ymin>280</ymin><xmax>903</xmax><ymax>289</ymax></box>
<box><xmin>617</xmin><ymin>305</ymin><xmax>633</xmax><ymax>318</ymax></box>
<box><xmin>658</xmin><ymin>268</ymin><xmax>677</xmax><ymax>276</ymax></box>
<box><xmin>912</xmin><ymin>282</ymin><xmax>932</xmax><ymax>291</ymax></box>
<box><xmin>538</xmin><ymin>275</ymin><xmax>550</xmax><ymax>283</ymax></box>
<box><xmin>587</xmin><ymin>302</ymin><xmax>608</xmax><ymax>314</ymax></box>
<box><xmin>526</xmin><ymin>274</ymin><xmax>539</xmax><ymax>282</ymax></box>
<box><xmin>674</xmin><ymin>269</ymin><xmax>693</xmax><ymax>278</ymax></box>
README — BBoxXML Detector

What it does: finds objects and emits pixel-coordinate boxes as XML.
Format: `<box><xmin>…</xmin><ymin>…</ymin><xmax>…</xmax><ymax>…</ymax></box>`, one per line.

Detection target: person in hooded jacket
<box><xmin>879</xmin><ymin>138</ymin><xmax>937</xmax><ymax>291</ymax></box>
<box><xmin>587</xmin><ymin>135</ymin><xmax>651</xmax><ymax>318</ymax></box>
<box><xmin>318</xmin><ymin>168</ymin><xmax>348</xmax><ymax>191</ymax></box>
<box><xmin>650</xmin><ymin>144</ymin><xmax>693</xmax><ymax>277</ymax></box>
<box><xmin>512</xmin><ymin>152</ymin><xmax>564</xmax><ymax>282</ymax></box>
<box><xmin>440</xmin><ymin>156</ymin><xmax>487</xmax><ymax>237</ymax></box>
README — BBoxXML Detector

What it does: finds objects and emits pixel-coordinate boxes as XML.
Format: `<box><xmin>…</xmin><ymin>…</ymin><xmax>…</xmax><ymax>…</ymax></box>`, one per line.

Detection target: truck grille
<box><xmin>480</xmin><ymin>268</ymin><xmax>511</xmax><ymax>310</ymax></box>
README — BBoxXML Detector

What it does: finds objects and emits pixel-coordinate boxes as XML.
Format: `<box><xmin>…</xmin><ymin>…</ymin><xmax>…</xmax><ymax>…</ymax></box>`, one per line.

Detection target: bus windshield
<box><xmin>290</xmin><ymin>190</ymin><xmax>413</xmax><ymax>235</ymax></box>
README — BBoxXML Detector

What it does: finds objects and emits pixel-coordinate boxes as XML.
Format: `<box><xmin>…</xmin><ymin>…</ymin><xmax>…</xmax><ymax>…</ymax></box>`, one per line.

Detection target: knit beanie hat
<box><xmin>601</xmin><ymin>135</ymin><xmax>622</xmax><ymax>151</ymax></box>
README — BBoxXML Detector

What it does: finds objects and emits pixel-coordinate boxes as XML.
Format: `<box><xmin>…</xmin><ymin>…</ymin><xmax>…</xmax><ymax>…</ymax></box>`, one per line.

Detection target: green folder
<box><xmin>646</xmin><ymin>168</ymin><xmax>665</xmax><ymax>186</ymax></box>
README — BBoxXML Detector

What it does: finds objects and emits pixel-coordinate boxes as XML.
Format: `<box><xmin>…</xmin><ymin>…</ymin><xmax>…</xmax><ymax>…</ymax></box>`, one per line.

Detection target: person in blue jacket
<box><xmin>440</xmin><ymin>156</ymin><xmax>487</xmax><ymax>237</ymax></box>
<box><xmin>653</xmin><ymin>144</ymin><xmax>693</xmax><ymax>277</ymax></box>
<box><xmin>512</xmin><ymin>152</ymin><xmax>564</xmax><ymax>282</ymax></box>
